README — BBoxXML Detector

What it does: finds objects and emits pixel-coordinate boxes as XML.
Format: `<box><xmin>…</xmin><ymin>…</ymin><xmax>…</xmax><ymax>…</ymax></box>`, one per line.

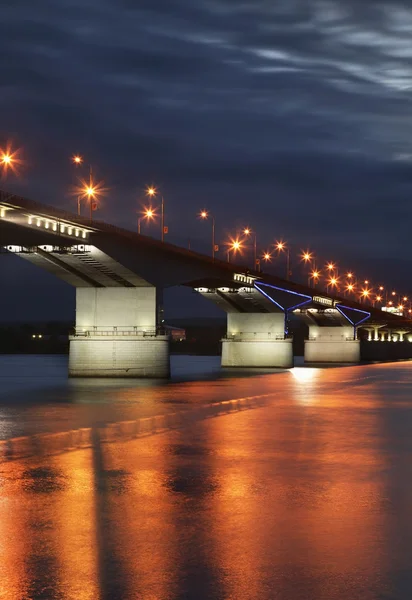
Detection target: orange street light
<box><xmin>275</xmin><ymin>240</ymin><xmax>290</xmax><ymax>280</ymax></box>
<box><xmin>199</xmin><ymin>209</ymin><xmax>216</xmax><ymax>260</ymax></box>
<box><xmin>347</xmin><ymin>272</ymin><xmax>353</xmax><ymax>279</ymax></box>
<box><xmin>243</xmin><ymin>227</ymin><xmax>258</xmax><ymax>271</ymax></box>
<box><xmin>226</xmin><ymin>237</ymin><xmax>243</xmax><ymax>262</ymax></box>
<box><xmin>1</xmin><ymin>154</ymin><xmax>12</xmax><ymax>166</ymax></box>
<box><xmin>346</xmin><ymin>282</ymin><xmax>355</xmax><ymax>294</ymax></box>
<box><xmin>71</xmin><ymin>154</ymin><xmax>93</xmax><ymax>215</ymax></box>
<box><xmin>326</xmin><ymin>275</ymin><xmax>340</xmax><ymax>293</ymax></box>
<box><xmin>360</xmin><ymin>288</ymin><xmax>371</xmax><ymax>303</ymax></box>
<box><xmin>138</xmin><ymin>206</ymin><xmax>156</xmax><ymax>234</ymax></box>
<box><xmin>72</xmin><ymin>155</ymin><xmax>83</xmax><ymax>165</ymax></box>
<box><xmin>146</xmin><ymin>186</ymin><xmax>166</xmax><ymax>241</ymax></box>
<box><xmin>76</xmin><ymin>177</ymin><xmax>106</xmax><ymax>221</ymax></box>
<box><xmin>263</xmin><ymin>251</ymin><xmax>272</xmax><ymax>262</ymax></box>
<box><xmin>0</xmin><ymin>144</ymin><xmax>22</xmax><ymax>176</ymax></box>
<box><xmin>310</xmin><ymin>269</ymin><xmax>321</xmax><ymax>288</ymax></box>
<box><xmin>301</xmin><ymin>250</ymin><xmax>313</xmax><ymax>263</ymax></box>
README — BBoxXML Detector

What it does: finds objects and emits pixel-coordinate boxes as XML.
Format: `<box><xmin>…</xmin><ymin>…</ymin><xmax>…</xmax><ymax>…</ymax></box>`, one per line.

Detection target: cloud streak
<box><xmin>1</xmin><ymin>0</ymin><xmax>412</xmax><ymax>266</ymax></box>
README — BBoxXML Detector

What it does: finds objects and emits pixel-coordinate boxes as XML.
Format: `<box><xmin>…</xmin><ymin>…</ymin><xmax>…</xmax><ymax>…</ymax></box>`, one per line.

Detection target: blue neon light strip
<box><xmin>254</xmin><ymin>282</ymin><xmax>312</xmax><ymax>312</ymax></box>
<box><xmin>335</xmin><ymin>304</ymin><xmax>370</xmax><ymax>327</ymax></box>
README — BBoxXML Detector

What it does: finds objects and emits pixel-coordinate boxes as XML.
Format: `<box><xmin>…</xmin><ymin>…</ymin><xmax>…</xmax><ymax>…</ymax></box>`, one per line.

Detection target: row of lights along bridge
<box><xmin>0</xmin><ymin>147</ymin><xmax>410</xmax><ymax>314</ymax></box>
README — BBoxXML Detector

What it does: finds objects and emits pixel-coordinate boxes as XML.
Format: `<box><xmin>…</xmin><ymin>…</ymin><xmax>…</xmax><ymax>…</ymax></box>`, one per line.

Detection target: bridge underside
<box><xmin>2</xmin><ymin>194</ymin><xmax>412</xmax><ymax>376</ymax></box>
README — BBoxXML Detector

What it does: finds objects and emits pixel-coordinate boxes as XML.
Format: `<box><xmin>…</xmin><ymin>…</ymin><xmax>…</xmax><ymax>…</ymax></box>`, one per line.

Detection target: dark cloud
<box><xmin>2</xmin><ymin>0</ymin><xmax>412</xmax><ymax>320</ymax></box>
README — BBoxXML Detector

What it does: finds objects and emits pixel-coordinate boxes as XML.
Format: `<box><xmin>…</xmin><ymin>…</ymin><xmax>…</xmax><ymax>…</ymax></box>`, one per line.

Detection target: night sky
<box><xmin>1</xmin><ymin>0</ymin><xmax>412</xmax><ymax>321</ymax></box>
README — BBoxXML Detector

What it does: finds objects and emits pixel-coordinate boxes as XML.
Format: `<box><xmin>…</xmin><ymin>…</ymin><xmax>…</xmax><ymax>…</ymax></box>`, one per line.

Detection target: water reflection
<box><xmin>1</xmin><ymin>362</ymin><xmax>412</xmax><ymax>598</ymax></box>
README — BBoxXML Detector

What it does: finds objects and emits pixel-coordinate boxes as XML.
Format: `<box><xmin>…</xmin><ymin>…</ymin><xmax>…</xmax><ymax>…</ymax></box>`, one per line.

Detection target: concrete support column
<box><xmin>381</xmin><ymin>332</ymin><xmax>385</xmax><ymax>341</ymax></box>
<box><xmin>374</xmin><ymin>327</ymin><xmax>380</xmax><ymax>342</ymax></box>
<box><xmin>304</xmin><ymin>325</ymin><xmax>360</xmax><ymax>363</ymax></box>
<box><xmin>367</xmin><ymin>330</ymin><xmax>372</xmax><ymax>342</ymax></box>
<box><xmin>69</xmin><ymin>287</ymin><xmax>170</xmax><ymax>378</ymax></box>
<box><xmin>221</xmin><ymin>313</ymin><xmax>293</xmax><ymax>368</ymax></box>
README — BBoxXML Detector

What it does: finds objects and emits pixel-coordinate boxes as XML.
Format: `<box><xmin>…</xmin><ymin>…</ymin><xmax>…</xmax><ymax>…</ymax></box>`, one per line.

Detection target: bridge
<box><xmin>1</xmin><ymin>190</ymin><xmax>411</xmax><ymax>377</ymax></box>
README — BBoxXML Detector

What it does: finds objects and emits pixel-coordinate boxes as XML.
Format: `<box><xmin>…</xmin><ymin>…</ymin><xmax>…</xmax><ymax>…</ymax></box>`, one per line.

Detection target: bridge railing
<box><xmin>308</xmin><ymin>336</ymin><xmax>356</xmax><ymax>342</ymax></box>
<box><xmin>223</xmin><ymin>332</ymin><xmax>292</xmax><ymax>341</ymax></box>
<box><xmin>71</xmin><ymin>326</ymin><xmax>168</xmax><ymax>338</ymax></box>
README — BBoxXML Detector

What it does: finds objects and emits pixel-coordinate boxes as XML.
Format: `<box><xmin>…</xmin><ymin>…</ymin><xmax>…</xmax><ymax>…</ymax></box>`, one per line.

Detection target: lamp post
<box><xmin>227</xmin><ymin>239</ymin><xmax>242</xmax><ymax>263</ymax></box>
<box><xmin>83</xmin><ymin>185</ymin><xmax>97</xmax><ymax>222</ymax></box>
<box><xmin>138</xmin><ymin>207</ymin><xmax>155</xmax><ymax>234</ymax></box>
<box><xmin>0</xmin><ymin>145</ymin><xmax>20</xmax><ymax>176</ymax></box>
<box><xmin>72</xmin><ymin>155</ymin><xmax>92</xmax><ymax>216</ymax></box>
<box><xmin>200</xmin><ymin>210</ymin><xmax>216</xmax><ymax>260</ymax></box>
<box><xmin>0</xmin><ymin>153</ymin><xmax>13</xmax><ymax>170</ymax></box>
<box><xmin>345</xmin><ymin>282</ymin><xmax>355</xmax><ymax>297</ymax></box>
<box><xmin>243</xmin><ymin>227</ymin><xmax>258</xmax><ymax>271</ymax></box>
<box><xmin>147</xmin><ymin>187</ymin><xmax>166</xmax><ymax>241</ymax></box>
<box><xmin>360</xmin><ymin>288</ymin><xmax>371</xmax><ymax>305</ymax></box>
<box><xmin>301</xmin><ymin>250</ymin><xmax>314</xmax><ymax>286</ymax></box>
<box><xmin>327</xmin><ymin>276</ymin><xmax>339</xmax><ymax>293</ymax></box>
<box><xmin>275</xmin><ymin>241</ymin><xmax>290</xmax><ymax>280</ymax></box>
<box><xmin>310</xmin><ymin>269</ymin><xmax>321</xmax><ymax>288</ymax></box>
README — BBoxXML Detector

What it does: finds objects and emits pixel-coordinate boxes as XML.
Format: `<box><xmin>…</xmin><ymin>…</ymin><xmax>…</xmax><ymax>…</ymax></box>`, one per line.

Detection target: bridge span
<box><xmin>1</xmin><ymin>190</ymin><xmax>410</xmax><ymax>377</ymax></box>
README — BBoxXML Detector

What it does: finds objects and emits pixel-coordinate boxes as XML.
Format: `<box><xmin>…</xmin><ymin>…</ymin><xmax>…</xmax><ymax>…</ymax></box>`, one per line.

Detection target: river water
<box><xmin>1</xmin><ymin>355</ymin><xmax>412</xmax><ymax>599</ymax></box>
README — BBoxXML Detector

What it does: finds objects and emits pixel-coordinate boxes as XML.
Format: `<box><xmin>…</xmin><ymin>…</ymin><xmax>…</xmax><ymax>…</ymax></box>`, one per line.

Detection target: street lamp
<box><xmin>227</xmin><ymin>238</ymin><xmax>243</xmax><ymax>263</ymax></box>
<box><xmin>301</xmin><ymin>250</ymin><xmax>313</xmax><ymax>264</ymax></box>
<box><xmin>328</xmin><ymin>276</ymin><xmax>339</xmax><ymax>292</ymax></box>
<box><xmin>199</xmin><ymin>210</ymin><xmax>216</xmax><ymax>260</ymax></box>
<box><xmin>147</xmin><ymin>186</ymin><xmax>166</xmax><ymax>242</ymax></box>
<box><xmin>301</xmin><ymin>250</ymin><xmax>314</xmax><ymax>285</ymax></box>
<box><xmin>243</xmin><ymin>227</ymin><xmax>258</xmax><ymax>271</ymax></box>
<box><xmin>275</xmin><ymin>240</ymin><xmax>290</xmax><ymax>280</ymax></box>
<box><xmin>82</xmin><ymin>184</ymin><xmax>99</xmax><ymax>222</ymax></box>
<box><xmin>138</xmin><ymin>207</ymin><xmax>156</xmax><ymax>234</ymax></box>
<box><xmin>263</xmin><ymin>251</ymin><xmax>272</xmax><ymax>263</ymax></box>
<box><xmin>310</xmin><ymin>269</ymin><xmax>321</xmax><ymax>287</ymax></box>
<box><xmin>72</xmin><ymin>154</ymin><xmax>92</xmax><ymax>216</ymax></box>
<box><xmin>0</xmin><ymin>153</ymin><xmax>12</xmax><ymax>167</ymax></box>
<box><xmin>346</xmin><ymin>282</ymin><xmax>355</xmax><ymax>297</ymax></box>
<box><xmin>326</xmin><ymin>262</ymin><xmax>337</xmax><ymax>275</ymax></box>
<box><xmin>360</xmin><ymin>288</ymin><xmax>371</xmax><ymax>304</ymax></box>
<box><xmin>0</xmin><ymin>145</ymin><xmax>21</xmax><ymax>176</ymax></box>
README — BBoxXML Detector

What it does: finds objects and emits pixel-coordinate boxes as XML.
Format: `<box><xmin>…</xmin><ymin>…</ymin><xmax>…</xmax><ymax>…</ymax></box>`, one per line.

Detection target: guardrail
<box><xmin>223</xmin><ymin>333</ymin><xmax>291</xmax><ymax>341</ymax></box>
<box><xmin>72</xmin><ymin>326</ymin><xmax>167</xmax><ymax>338</ymax></box>
<box><xmin>308</xmin><ymin>336</ymin><xmax>356</xmax><ymax>342</ymax></box>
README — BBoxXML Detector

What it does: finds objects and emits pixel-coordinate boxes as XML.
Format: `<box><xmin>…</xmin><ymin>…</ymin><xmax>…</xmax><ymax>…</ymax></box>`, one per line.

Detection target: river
<box><xmin>1</xmin><ymin>355</ymin><xmax>412</xmax><ymax>599</ymax></box>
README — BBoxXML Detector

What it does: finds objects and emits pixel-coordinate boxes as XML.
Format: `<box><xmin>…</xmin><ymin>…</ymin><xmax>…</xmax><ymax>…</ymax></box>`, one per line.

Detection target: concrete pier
<box><xmin>304</xmin><ymin>325</ymin><xmax>360</xmax><ymax>363</ymax></box>
<box><xmin>69</xmin><ymin>288</ymin><xmax>170</xmax><ymax>377</ymax></box>
<box><xmin>221</xmin><ymin>313</ymin><xmax>293</xmax><ymax>368</ymax></box>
